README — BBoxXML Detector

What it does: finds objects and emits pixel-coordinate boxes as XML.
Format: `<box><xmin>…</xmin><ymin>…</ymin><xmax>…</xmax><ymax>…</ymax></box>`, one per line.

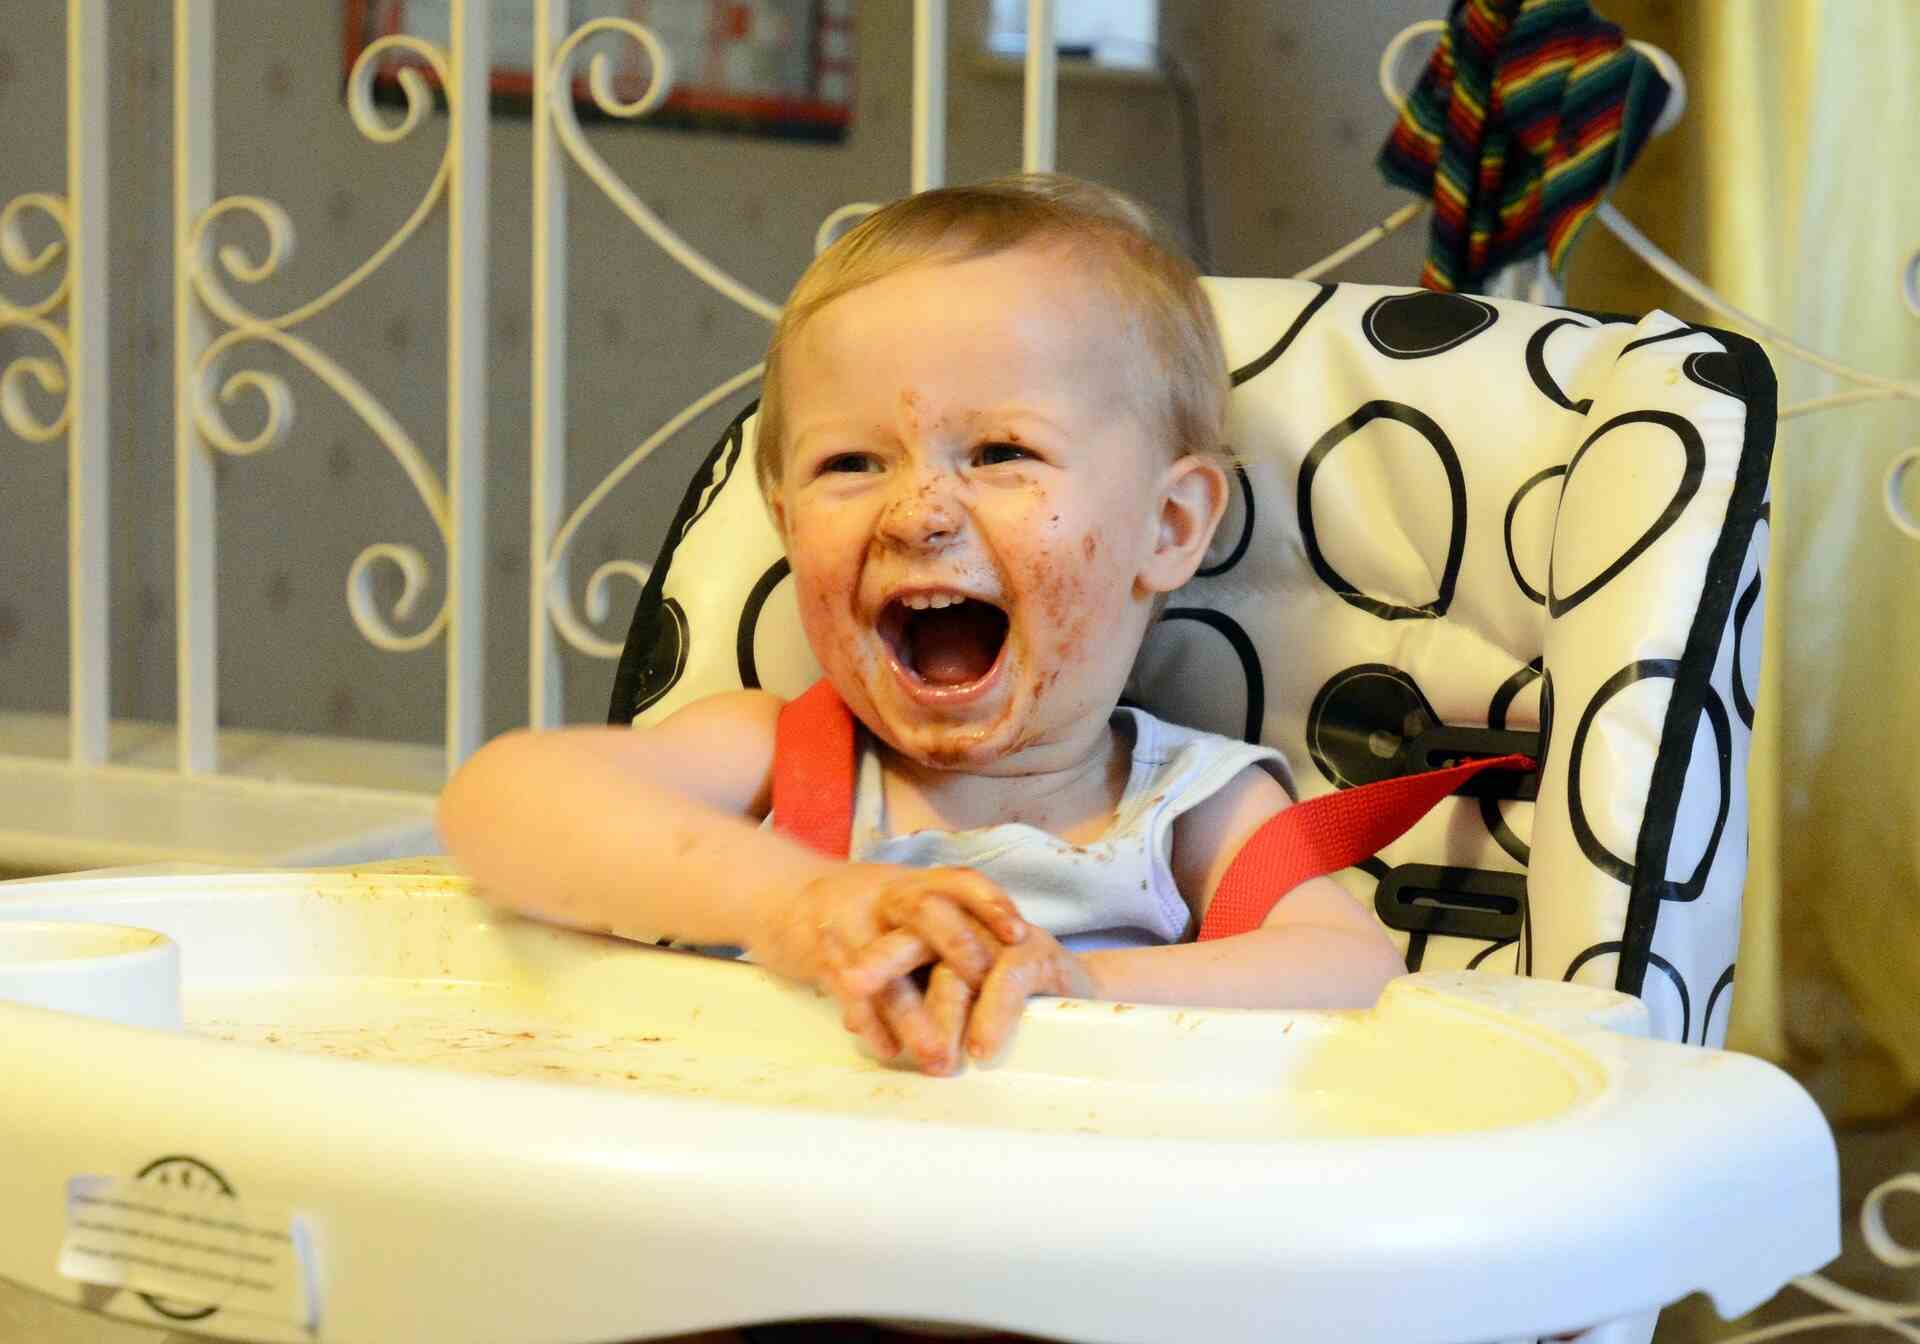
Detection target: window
<box><xmin>984</xmin><ymin>0</ymin><xmax>1158</xmax><ymax>73</ymax></box>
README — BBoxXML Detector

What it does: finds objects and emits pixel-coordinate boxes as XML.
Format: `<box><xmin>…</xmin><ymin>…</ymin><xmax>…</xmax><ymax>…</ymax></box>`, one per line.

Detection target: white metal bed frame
<box><xmin>3</xmin><ymin>4</ymin><xmax>1918</xmax><ymax>1338</ymax></box>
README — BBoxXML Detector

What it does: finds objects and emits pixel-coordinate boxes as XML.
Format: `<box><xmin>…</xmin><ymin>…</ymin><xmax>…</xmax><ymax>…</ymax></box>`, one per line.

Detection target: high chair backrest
<box><xmin>608</xmin><ymin>279</ymin><xmax>1775</xmax><ymax>1047</ymax></box>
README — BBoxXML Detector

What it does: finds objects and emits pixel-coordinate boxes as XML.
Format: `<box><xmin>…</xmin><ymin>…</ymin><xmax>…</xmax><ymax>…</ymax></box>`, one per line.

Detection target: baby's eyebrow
<box><xmin>788</xmin><ymin>419</ymin><xmax>887</xmax><ymax>455</ymax></box>
<box><xmin>962</xmin><ymin>406</ymin><xmax>1070</xmax><ymax>436</ymax></box>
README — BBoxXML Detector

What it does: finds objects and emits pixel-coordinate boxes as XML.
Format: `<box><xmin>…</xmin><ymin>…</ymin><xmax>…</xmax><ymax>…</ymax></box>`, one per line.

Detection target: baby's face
<box><xmin>771</xmin><ymin>244</ymin><xmax>1189</xmax><ymax>773</ymax></box>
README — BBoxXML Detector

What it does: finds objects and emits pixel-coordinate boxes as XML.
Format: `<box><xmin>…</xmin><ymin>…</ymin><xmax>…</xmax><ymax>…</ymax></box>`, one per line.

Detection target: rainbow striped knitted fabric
<box><xmin>1377</xmin><ymin>0</ymin><xmax>1671</xmax><ymax>293</ymax></box>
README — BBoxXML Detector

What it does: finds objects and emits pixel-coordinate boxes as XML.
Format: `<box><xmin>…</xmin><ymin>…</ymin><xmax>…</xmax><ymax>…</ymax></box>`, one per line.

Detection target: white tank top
<box><xmin>851</xmin><ymin>708</ymin><xmax>1295</xmax><ymax>951</ymax></box>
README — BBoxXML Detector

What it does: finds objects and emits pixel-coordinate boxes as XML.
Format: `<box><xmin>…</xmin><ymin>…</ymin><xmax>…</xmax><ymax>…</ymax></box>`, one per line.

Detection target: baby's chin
<box><xmin>832</xmin><ymin>676</ymin><xmax>1033</xmax><ymax>772</ymax></box>
<box><xmin>859</xmin><ymin>690</ymin><xmax>1108</xmax><ymax>778</ymax></box>
<box><xmin>858</xmin><ymin>702</ymin><xmax>1024</xmax><ymax>773</ymax></box>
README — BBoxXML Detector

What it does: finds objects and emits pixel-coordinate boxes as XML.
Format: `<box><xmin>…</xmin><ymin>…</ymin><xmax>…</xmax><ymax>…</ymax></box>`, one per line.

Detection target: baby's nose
<box><xmin>878</xmin><ymin>472</ymin><xmax>963</xmax><ymax>548</ymax></box>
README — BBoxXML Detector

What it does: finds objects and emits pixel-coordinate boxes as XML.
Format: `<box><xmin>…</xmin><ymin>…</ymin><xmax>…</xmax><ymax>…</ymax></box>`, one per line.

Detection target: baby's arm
<box><xmin>437</xmin><ymin>691</ymin><xmax>813</xmax><ymax>950</ymax></box>
<box><xmin>436</xmin><ymin>692</ymin><xmax>1024</xmax><ymax>1068</ymax></box>
<box><xmin>1079</xmin><ymin>765</ymin><xmax>1407</xmax><ymax>1010</ymax></box>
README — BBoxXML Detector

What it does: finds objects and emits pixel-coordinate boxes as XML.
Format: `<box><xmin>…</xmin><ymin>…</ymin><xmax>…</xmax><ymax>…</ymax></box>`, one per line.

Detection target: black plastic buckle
<box><xmin>1400</xmin><ymin>726</ymin><xmax>1541</xmax><ymax>801</ymax></box>
<box><xmin>1374</xmin><ymin>865</ymin><xmax>1528</xmax><ymax>944</ymax></box>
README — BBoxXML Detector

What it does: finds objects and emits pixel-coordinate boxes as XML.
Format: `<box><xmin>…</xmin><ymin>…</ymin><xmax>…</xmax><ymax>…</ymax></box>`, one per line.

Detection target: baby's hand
<box><xmin>751</xmin><ymin>864</ymin><xmax>1026</xmax><ymax>1072</ymax></box>
<box><xmin>837</xmin><ymin>920</ymin><xmax>1095</xmax><ymax>1072</ymax></box>
<box><xmin>960</xmin><ymin>926</ymin><xmax>1098</xmax><ymax>1064</ymax></box>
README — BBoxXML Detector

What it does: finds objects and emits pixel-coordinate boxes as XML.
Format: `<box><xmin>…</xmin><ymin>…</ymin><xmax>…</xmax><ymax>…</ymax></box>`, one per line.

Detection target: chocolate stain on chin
<box><xmin>919</xmin><ymin>725</ymin><xmax>1000</xmax><ymax>769</ymax></box>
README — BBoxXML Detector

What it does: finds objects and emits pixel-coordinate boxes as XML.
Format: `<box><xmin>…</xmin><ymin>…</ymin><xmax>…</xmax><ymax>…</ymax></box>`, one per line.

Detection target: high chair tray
<box><xmin>0</xmin><ymin>865</ymin><xmax>1836</xmax><ymax>1344</ymax></box>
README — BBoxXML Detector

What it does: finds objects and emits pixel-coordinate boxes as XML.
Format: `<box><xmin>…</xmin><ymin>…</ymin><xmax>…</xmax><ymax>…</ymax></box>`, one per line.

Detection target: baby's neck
<box><xmin>879</xmin><ymin>716</ymin><xmax>1133</xmax><ymax>845</ymax></box>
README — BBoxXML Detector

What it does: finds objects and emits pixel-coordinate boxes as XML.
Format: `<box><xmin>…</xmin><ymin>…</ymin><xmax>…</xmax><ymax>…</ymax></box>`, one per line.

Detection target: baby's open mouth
<box><xmin>877</xmin><ymin>593</ymin><xmax>1011</xmax><ymax>687</ymax></box>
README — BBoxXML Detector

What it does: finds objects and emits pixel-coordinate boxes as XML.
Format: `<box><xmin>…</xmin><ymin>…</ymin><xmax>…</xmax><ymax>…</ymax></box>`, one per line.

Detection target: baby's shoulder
<box><xmin>1120</xmin><ymin>707</ymin><xmax>1289</xmax><ymax>790</ymax></box>
<box><xmin>651</xmin><ymin>687</ymin><xmax>784</xmax><ymax>738</ymax></box>
<box><xmin>1166</xmin><ymin>756</ymin><xmax>1293</xmax><ymax>909</ymax></box>
<box><xmin>640</xmin><ymin>690</ymin><xmax>787</xmax><ymax>818</ymax></box>
<box><xmin>1170</xmin><ymin>761</ymin><xmax>1291</xmax><ymax>845</ymax></box>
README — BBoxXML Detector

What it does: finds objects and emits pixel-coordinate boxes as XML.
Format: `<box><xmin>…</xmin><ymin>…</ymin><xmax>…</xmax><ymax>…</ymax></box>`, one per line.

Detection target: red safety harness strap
<box><xmin>770</xmin><ymin>678</ymin><xmax>1534</xmax><ymax>940</ymax></box>
<box><xmin>1193</xmin><ymin>751</ymin><xmax>1535</xmax><ymax>941</ymax></box>
<box><xmin>770</xmin><ymin>678</ymin><xmax>858</xmax><ymax>859</ymax></box>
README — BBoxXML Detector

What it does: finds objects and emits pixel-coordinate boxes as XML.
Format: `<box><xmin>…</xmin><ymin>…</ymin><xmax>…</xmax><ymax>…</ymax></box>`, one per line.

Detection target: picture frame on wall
<box><xmin>343</xmin><ymin>0</ymin><xmax>855</xmax><ymax>141</ymax></box>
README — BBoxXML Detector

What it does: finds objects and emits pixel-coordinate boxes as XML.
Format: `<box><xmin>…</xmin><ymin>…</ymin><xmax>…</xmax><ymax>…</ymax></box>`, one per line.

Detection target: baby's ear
<box><xmin>1138</xmin><ymin>455</ymin><xmax>1229</xmax><ymax>596</ymax></box>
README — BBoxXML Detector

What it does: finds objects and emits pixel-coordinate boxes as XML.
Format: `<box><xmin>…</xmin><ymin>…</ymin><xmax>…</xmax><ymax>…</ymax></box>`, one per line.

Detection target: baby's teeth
<box><xmin>904</xmin><ymin>595</ymin><xmax>931</xmax><ymax>609</ymax></box>
<box><xmin>929</xmin><ymin>594</ymin><xmax>954</xmax><ymax>609</ymax></box>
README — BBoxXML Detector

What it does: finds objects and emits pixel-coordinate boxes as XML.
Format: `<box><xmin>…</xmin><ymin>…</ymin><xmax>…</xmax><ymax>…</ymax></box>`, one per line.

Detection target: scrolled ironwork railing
<box><xmin>169</xmin><ymin>0</ymin><xmax>489</xmax><ymax>774</ymax></box>
<box><xmin>183</xmin><ymin>30</ymin><xmax>456</xmax><ymax>657</ymax></box>
<box><xmin>525</xmin><ymin>5</ymin><xmax>884</xmax><ymax>724</ymax></box>
<box><xmin>0</xmin><ymin>193</ymin><xmax>75</xmax><ymax>446</ymax></box>
<box><xmin>3</xmin><ymin>2</ymin><xmax>106</xmax><ymax>764</ymax></box>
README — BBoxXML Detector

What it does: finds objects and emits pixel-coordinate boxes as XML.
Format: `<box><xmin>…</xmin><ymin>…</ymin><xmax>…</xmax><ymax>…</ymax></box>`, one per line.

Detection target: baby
<box><xmin>438</xmin><ymin>173</ymin><xmax>1405</xmax><ymax>1077</ymax></box>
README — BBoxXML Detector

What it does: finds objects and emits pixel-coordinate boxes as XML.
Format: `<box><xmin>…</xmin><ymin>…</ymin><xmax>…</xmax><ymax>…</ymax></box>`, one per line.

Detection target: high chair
<box><xmin>612</xmin><ymin>277</ymin><xmax>1772</xmax><ymax>1051</ymax></box>
<box><xmin>0</xmin><ymin>280</ymin><xmax>1831</xmax><ymax>1344</ymax></box>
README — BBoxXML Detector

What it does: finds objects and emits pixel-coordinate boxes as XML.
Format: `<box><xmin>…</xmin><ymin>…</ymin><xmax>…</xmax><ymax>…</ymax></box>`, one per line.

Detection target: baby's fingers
<box><xmin>873</xmin><ymin>894</ymin><xmax>1001</xmax><ymax>991</ymax></box>
<box><xmin>924</xmin><ymin>964</ymin><xmax>972</xmax><ymax>1074</ymax></box>
<box><xmin>965</xmin><ymin>956</ymin><xmax>1045</xmax><ymax>1063</ymax></box>
<box><xmin>838</xmin><ymin>992</ymin><xmax>899</xmax><ymax>1061</ymax></box>
<box><xmin>821</xmin><ymin>931</ymin><xmax>901</xmax><ymax>1059</ymax></box>
<box><xmin>912</xmin><ymin>867</ymin><xmax>1027</xmax><ymax>946</ymax></box>
<box><xmin>875</xmin><ymin>975</ymin><xmax>955</xmax><ymax>1075</ymax></box>
<box><xmin>834</xmin><ymin>928</ymin><xmax>934</xmax><ymax>999</ymax></box>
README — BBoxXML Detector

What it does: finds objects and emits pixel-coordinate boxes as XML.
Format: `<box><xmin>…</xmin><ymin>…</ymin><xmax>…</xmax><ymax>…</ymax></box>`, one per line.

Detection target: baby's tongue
<box><xmin>908</xmin><ymin>604</ymin><xmax>1003</xmax><ymax>686</ymax></box>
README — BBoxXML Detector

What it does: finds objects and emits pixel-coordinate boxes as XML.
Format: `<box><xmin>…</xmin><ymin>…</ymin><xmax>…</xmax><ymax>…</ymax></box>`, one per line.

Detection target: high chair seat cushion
<box><xmin>608</xmin><ymin>278</ymin><xmax>1774</xmax><ymax>1047</ymax></box>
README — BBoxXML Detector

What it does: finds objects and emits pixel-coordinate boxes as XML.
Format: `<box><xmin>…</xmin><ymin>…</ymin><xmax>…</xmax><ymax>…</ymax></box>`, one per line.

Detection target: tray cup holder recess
<box><xmin>0</xmin><ymin>922</ymin><xmax>183</xmax><ymax>1031</ymax></box>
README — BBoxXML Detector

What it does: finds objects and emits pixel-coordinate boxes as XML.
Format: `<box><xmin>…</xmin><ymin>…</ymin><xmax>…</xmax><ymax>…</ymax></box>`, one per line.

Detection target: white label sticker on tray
<box><xmin>58</xmin><ymin>1175</ymin><xmax>317</xmax><ymax>1328</ymax></box>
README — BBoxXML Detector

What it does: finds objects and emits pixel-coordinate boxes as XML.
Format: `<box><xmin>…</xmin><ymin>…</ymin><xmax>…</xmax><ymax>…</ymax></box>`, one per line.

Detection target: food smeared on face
<box><xmin>773</xmin><ymin>242</ymin><xmax>1179</xmax><ymax>777</ymax></box>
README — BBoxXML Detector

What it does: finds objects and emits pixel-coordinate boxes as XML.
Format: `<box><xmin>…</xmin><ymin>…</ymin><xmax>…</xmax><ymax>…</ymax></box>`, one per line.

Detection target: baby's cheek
<box><xmin>787</xmin><ymin>561</ymin><xmax>856</xmax><ymax>666</ymax></box>
<box><xmin>1022</xmin><ymin>549</ymin><xmax>1102</xmax><ymax>689</ymax></box>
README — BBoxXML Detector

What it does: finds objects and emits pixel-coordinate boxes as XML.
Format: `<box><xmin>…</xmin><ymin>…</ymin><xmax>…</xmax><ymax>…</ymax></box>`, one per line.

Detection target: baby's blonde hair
<box><xmin>754</xmin><ymin>173</ymin><xmax>1230</xmax><ymax>496</ymax></box>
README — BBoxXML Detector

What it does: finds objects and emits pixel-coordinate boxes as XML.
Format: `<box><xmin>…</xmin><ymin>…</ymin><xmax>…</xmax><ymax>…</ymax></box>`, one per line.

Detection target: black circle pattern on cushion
<box><xmin>1565</xmin><ymin>942</ymin><xmax>1691</xmax><ymax>1042</ymax></box>
<box><xmin>1482</xmin><ymin>658</ymin><xmax>1544</xmax><ymax>866</ymax></box>
<box><xmin>1700</xmin><ymin>965</ymin><xmax>1735</xmax><ymax>1045</ymax></box>
<box><xmin>1155</xmin><ymin>607</ymin><xmax>1265</xmax><ymax>744</ymax></box>
<box><xmin>1547</xmin><ymin>410</ymin><xmax>1706</xmax><ymax>618</ymax></box>
<box><xmin>1196</xmin><ymin>465</ymin><xmax>1256</xmax><ymax>578</ymax></box>
<box><xmin>1732</xmin><ymin>507</ymin><xmax>1769</xmax><ymax>729</ymax></box>
<box><xmin>1617</xmin><ymin>325</ymin><xmax>1707</xmax><ymax>359</ymax></box>
<box><xmin>1683</xmin><ymin>350</ymin><xmax>1744</xmax><ymax>399</ymax></box>
<box><xmin>1524</xmin><ymin>317</ymin><xmax>1597</xmax><ymax>414</ymax></box>
<box><xmin>1668</xmin><ymin>685</ymin><xmax>1734</xmax><ymax>902</ymax></box>
<box><xmin>1732</xmin><ymin>566</ymin><xmax>1763</xmax><ymax>729</ymax></box>
<box><xmin>1467</xmin><ymin>938</ymin><xmax>1518</xmax><ymax>970</ymax></box>
<box><xmin>1231</xmin><ymin>283</ymin><xmax>1336</xmax><ymax>386</ymax></box>
<box><xmin>735</xmin><ymin>558</ymin><xmax>792</xmax><ymax>690</ymax></box>
<box><xmin>1566</xmin><ymin>660</ymin><xmax>1733</xmax><ymax>900</ymax></box>
<box><xmin>1300</xmin><ymin>401</ymin><xmax>1466</xmax><ymax>620</ymax></box>
<box><xmin>687</xmin><ymin>410</ymin><xmax>750</xmax><ymax>535</ymax></box>
<box><xmin>1306</xmin><ymin>663</ymin><xmax>1439</xmax><ymax>789</ymax></box>
<box><xmin>629</xmin><ymin>596</ymin><xmax>690</xmax><ymax>717</ymax></box>
<box><xmin>1538</xmin><ymin>667</ymin><xmax>1555</xmax><ymax>774</ymax></box>
<box><xmin>1503</xmin><ymin>465</ymin><xmax>1566</xmax><ymax>606</ymax></box>
<box><xmin>1361</xmin><ymin>291</ymin><xmax>1499</xmax><ymax>359</ymax></box>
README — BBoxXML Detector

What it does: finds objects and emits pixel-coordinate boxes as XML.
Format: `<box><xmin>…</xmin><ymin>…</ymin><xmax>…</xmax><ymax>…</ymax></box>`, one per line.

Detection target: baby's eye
<box><xmin>819</xmin><ymin>452</ymin><xmax>880</xmax><ymax>475</ymax></box>
<box><xmin>974</xmin><ymin>441</ymin><xmax>1033</xmax><ymax>467</ymax></box>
